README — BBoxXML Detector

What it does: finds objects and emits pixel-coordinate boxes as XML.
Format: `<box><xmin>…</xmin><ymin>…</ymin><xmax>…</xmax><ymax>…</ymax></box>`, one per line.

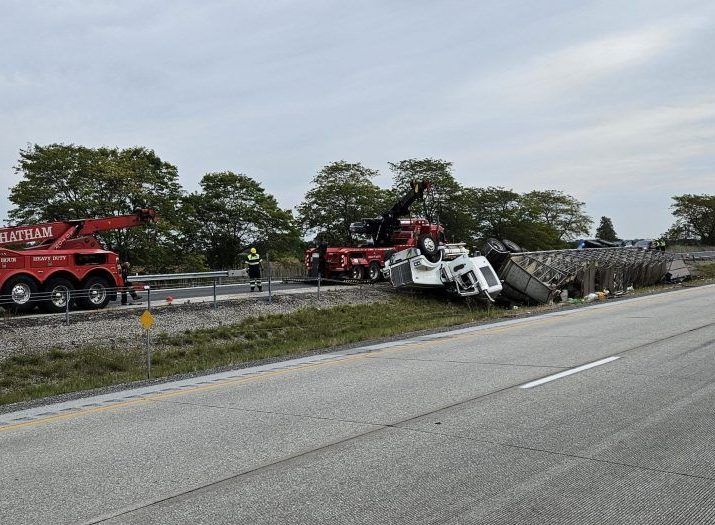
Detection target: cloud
<box><xmin>0</xmin><ymin>1</ymin><xmax>713</xmax><ymax>240</ymax></box>
<box><xmin>459</xmin><ymin>98</ymin><xmax>715</xmax><ymax>192</ymax></box>
<box><xmin>490</xmin><ymin>22</ymin><xmax>689</xmax><ymax>104</ymax></box>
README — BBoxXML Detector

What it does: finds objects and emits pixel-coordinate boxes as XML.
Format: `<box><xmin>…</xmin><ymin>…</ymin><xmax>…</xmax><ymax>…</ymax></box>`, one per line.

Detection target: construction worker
<box><xmin>247</xmin><ymin>247</ymin><xmax>262</xmax><ymax>292</ymax></box>
<box><xmin>120</xmin><ymin>261</ymin><xmax>141</xmax><ymax>305</ymax></box>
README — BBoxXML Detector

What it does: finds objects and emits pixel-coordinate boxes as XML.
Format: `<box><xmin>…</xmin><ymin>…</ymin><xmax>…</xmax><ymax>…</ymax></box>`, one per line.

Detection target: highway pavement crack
<box><xmin>364</xmin><ymin>355</ymin><xmax>566</xmax><ymax>369</ymax></box>
<box><xmin>616</xmin><ymin>321</ymin><xmax>715</xmax><ymax>357</ymax></box>
<box><xmin>83</xmin><ymin>319</ymin><xmax>715</xmax><ymax>524</ymax></box>
<box><xmin>83</xmin><ymin>381</ymin><xmax>523</xmax><ymax>524</ymax></box>
<box><xmin>154</xmin><ymin>399</ymin><xmax>386</xmax><ymax>428</ymax></box>
<box><xmin>393</xmin><ymin>425</ymin><xmax>715</xmax><ymax>483</ymax></box>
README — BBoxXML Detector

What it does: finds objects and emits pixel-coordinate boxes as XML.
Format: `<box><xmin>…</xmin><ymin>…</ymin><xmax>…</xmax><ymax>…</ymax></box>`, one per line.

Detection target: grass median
<box><xmin>697</xmin><ymin>262</ymin><xmax>715</xmax><ymax>278</ymax></box>
<box><xmin>0</xmin><ymin>294</ymin><xmax>503</xmax><ymax>406</ymax></box>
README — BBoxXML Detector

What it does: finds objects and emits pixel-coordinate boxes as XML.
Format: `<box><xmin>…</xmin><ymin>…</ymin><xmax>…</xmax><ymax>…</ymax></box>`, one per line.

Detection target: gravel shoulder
<box><xmin>0</xmin><ymin>286</ymin><xmax>395</xmax><ymax>360</ymax></box>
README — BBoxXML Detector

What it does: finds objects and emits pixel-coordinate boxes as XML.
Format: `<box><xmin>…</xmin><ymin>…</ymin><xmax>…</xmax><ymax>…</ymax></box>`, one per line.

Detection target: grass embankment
<box><xmin>696</xmin><ymin>262</ymin><xmax>715</xmax><ymax>278</ymax></box>
<box><xmin>5</xmin><ymin>274</ymin><xmax>713</xmax><ymax>407</ymax></box>
<box><xmin>0</xmin><ymin>295</ymin><xmax>502</xmax><ymax>406</ymax></box>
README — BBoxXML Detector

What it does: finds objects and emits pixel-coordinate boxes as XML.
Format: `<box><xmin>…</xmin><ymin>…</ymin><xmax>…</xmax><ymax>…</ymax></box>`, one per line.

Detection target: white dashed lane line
<box><xmin>519</xmin><ymin>356</ymin><xmax>622</xmax><ymax>389</ymax></box>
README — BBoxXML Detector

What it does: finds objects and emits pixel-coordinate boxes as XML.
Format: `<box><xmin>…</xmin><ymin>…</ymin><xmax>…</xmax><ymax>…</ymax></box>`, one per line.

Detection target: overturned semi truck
<box><xmin>382</xmin><ymin>244</ymin><xmax>503</xmax><ymax>301</ymax></box>
<box><xmin>383</xmin><ymin>236</ymin><xmax>694</xmax><ymax>305</ymax></box>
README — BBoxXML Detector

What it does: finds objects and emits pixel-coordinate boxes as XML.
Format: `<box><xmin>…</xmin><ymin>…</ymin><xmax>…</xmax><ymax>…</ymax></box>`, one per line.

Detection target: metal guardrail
<box><xmin>0</xmin><ymin>286</ymin><xmax>127</xmax><ymax>326</ymax></box>
<box><xmin>127</xmin><ymin>268</ymin><xmax>272</xmax><ymax>310</ymax></box>
<box><xmin>0</xmin><ymin>267</ymin><xmax>385</xmax><ymax>326</ymax></box>
<box><xmin>673</xmin><ymin>251</ymin><xmax>715</xmax><ymax>261</ymax></box>
<box><xmin>123</xmin><ymin>265</ymin><xmax>378</xmax><ymax>312</ymax></box>
<box><xmin>125</xmin><ymin>270</ymin><xmax>246</xmax><ymax>283</ymax></box>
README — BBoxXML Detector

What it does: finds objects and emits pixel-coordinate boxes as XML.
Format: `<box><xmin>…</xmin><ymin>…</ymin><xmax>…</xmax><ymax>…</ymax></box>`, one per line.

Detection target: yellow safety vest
<box><xmin>247</xmin><ymin>253</ymin><xmax>261</xmax><ymax>265</ymax></box>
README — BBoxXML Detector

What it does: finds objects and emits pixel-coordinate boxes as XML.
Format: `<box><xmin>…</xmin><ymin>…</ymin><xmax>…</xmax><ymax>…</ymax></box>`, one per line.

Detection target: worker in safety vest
<box><xmin>247</xmin><ymin>247</ymin><xmax>262</xmax><ymax>292</ymax></box>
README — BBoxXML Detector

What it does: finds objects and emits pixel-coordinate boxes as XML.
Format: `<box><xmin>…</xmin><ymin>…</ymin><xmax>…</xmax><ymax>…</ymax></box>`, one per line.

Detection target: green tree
<box><xmin>663</xmin><ymin>219</ymin><xmax>696</xmax><ymax>243</ymax></box>
<box><xmin>389</xmin><ymin>158</ymin><xmax>471</xmax><ymax>241</ymax></box>
<box><xmin>185</xmin><ymin>171</ymin><xmax>300</xmax><ymax>268</ymax></box>
<box><xmin>669</xmin><ymin>194</ymin><xmax>715</xmax><ymax>245</ymax></box>
<box><xmin>296</xmin><ymin>161</ymin><xmax>390</xmax><ymax>245</ymax></box>
<box><xmin>521</xmin><ymin>190</ymin><xmax>592</xmax><ymax>241</ymax></box>
<box><xmin>463</xmin><ymin>187</ymin><xmax>561</xmax><ymax>250</ymax></box>
<box><xmin>595</xmin><ymin>216</ymin><xmax>618</xmax><ymax>241</ymax></box>
<box><xmin>8</xmin><ymin>143</ymin><xmax>194</xmax><ymax>271</ymax></box>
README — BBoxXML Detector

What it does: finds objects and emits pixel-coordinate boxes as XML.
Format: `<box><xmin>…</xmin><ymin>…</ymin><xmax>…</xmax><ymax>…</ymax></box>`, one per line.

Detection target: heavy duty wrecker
<box><xmin>0</xmin><ymin>209</ymin><xmax>156</xmax><ymax>312</ymax></box>
<box><xmin>305</xmin><ymin>180</ymin><xmax>445</xmax><ymax>281</ymax></box>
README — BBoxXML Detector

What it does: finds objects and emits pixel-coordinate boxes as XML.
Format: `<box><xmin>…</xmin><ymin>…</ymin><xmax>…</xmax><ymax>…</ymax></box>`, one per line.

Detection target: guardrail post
<box><xmin>65</xmin><ymin>289</ymin><xmax>70</xmax><ymax>326</ymax></box>
<box><xmin>146</xmin><ymin>330</ymin><xmax>151</xmax><ymax>379</ymax></box>
<box><xmin>317</xmin><ymin>272</ymin><xmax>321</xmax><ymax>300</ymax></box>
<box><xmin>145</xmin><ymin>285</ymin><xmax>152</xmax><ymax>379</ymax></box>
<box><xmin>213</xmin><ymin>278</ymin><xmax>217</xmax><ymax>309</ymax></box>
<box><xmin>267</xmin><ymin>253</ymin><xmax>272</xmax><ymax>304</ymax></box>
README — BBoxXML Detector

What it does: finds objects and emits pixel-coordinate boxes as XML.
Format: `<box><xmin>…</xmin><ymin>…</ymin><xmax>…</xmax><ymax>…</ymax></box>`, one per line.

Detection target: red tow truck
<box><xmin>305</xmin><ymin>180</ymin><xmax>445</xmax><ymax>281</ymax></box>
<box><xmin>0</xmin><ymin>209</ymin><xmax>156</xmax><ymax>312</ymax></box>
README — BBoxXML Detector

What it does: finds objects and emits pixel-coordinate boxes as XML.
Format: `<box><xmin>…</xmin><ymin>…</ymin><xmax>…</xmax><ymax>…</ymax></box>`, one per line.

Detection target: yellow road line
<box><xmin>0</xmin><ymin>354</ymin><xmax>368</xmax><ymax>433</ymax></box>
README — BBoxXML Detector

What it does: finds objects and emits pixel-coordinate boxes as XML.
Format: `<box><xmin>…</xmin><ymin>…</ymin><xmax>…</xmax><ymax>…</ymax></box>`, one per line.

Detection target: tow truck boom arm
<box><xmin>349</xmin><ymin>179</ymin><xmax>431</xmax><ymax>246</ymax></box>
<box><xmin>383</xmin><ymin>179</ymin><xmax>430</xmax><ymax>222</ymax></box>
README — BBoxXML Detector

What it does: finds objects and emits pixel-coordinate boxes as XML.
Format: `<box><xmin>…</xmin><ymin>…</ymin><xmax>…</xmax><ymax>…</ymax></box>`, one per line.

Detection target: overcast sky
<box><xmin>1</xmin><ymin>0</ymin><xmax>713</xmax><ymax>238</ymax></box>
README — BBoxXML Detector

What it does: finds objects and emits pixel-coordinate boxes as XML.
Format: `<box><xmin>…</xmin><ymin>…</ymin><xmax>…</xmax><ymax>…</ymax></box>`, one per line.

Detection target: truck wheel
<box><xmin>418</xmin><ymin>234</ymin><xmax>439</xmax><ymax>262</ymax></box>
<box><xmin>368</xmin><ymin>262</ymin><xmax>382</xmax><ymax>282</ymax></box>
<box><xmin>42</xmin><ymin>277</ymin><xmax>75</xmax><ymax>313</ymax></box>
<box><xmin>78</xmin><ymin>276</ymin><xmax>112</xmax><ymax>310</ymax></box>
<box><xmin>484</xmin><ymin>238</ymin><xmax>507</xmax><ymax>254</ymax></box>
<box><xmin>350</xmin><ymin>266</ymin><xmax>365</xmax><ymax>280</ymax></box>
<box><xmin>483</xmin><ymin>238</ymin><xmax>509</xmax><ymax>272</ymax></box>
<box><xmin>502</xmin><ymin>239</ymin><xmax>524</xmax><ymax>253</ymax></box>
<box><xmin>2</xmin><ymin>275</ymin><xmax>38</xmax><ymax>313</ymax></box>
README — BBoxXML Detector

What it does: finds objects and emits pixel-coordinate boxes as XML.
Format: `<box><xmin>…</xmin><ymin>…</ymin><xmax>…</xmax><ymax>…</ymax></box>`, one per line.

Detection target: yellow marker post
<box><xmin>140</xmin><ymin>310</ymin><xmax>155</xmax><ymax>330</ymax></box>
<box><xmin>140</xmin><ymin>310</ymin><xmax>155</xmax><ymax>378</ymax></box>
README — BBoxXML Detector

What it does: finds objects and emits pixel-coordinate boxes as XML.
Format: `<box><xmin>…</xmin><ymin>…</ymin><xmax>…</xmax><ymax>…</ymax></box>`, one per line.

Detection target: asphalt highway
<box><xmin>1</xmin><ymin>285</ymin><xmax>713</xmax><ymax>524</ymax></box>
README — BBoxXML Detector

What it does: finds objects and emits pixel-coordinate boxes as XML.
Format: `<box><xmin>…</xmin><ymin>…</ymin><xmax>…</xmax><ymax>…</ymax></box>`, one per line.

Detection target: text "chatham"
<box><xmin>0</xmin><ymin>226</ymin><xmax>54</xmax><ymax>244</ymax></box>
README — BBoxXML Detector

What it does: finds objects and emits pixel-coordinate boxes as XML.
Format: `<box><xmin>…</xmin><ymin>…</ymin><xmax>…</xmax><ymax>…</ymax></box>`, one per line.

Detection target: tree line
<box><xmin>6</xmin><ymin>144</ymin><xmax>714</xmax><ymax>272</ymax></box>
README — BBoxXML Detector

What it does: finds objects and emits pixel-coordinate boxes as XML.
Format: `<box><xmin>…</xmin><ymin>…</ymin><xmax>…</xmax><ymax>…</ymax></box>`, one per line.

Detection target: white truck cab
<box><xmin>383</xmin><ymin>245</ymin><xmax>502</xmax><ymax>300</ymax></box>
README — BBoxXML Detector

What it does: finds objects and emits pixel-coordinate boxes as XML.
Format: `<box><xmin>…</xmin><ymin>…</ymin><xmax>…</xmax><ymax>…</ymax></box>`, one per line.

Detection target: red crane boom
<box><xmin>0</xmin><ymin>209</ymin><xmax>156</xmax><ymax>249</ymax></box>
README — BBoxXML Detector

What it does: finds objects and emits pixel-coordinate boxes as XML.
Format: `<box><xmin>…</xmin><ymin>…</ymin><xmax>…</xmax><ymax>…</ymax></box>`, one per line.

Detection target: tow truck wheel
<box><xmin>78</xmin><ymin>276</ymin><xmax>112</xmax><ymax>310</ymax></box>
<box><xmin>42</xmin><ymin>277</ymin><xmax>75</xmax><ymax>313</ymax></box>
<box><xmin>350</xmin><ymin>265</ymin><xmax>365</xmax><ymax>280</ymax></box>
<box><xmin>2</xmin><ymin>275</ymin><xmax>38</xmax><ymax>313</ymax></box>
<box><xmin>368</xmin><ymin>262</ymin><xmax>382</xmax><ymax>282</ymax></box>
<box><xmin>418</xmin><ymin>234</ymin><xmax>439</xmax><ymax>262</ymax></box>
